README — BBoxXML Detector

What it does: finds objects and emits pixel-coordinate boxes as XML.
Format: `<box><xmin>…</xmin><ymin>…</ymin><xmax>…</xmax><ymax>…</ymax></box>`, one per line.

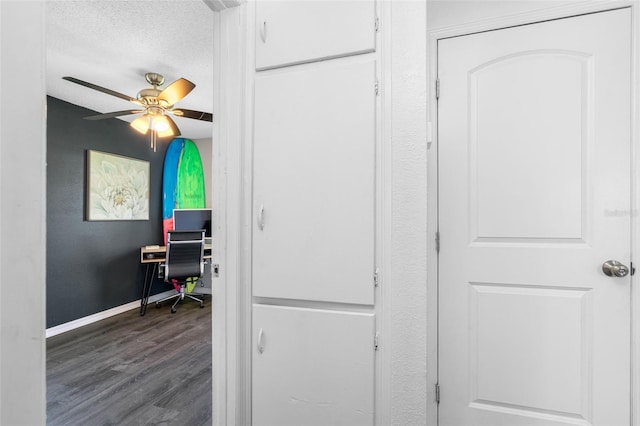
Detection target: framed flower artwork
<box><xmin>86</xmin><ymin>150</ymin><xmax>150</xmax><ymax>221</ymax></box>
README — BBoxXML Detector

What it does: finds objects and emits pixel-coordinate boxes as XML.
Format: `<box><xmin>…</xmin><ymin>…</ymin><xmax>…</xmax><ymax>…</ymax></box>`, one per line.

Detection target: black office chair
<box><xmin>155</xmin><ymin>230</ymin><xmax>206</xmax><ymax>313</ymax></box>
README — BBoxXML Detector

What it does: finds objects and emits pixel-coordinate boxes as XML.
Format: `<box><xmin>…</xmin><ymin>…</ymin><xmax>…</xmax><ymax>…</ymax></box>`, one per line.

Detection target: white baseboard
<box><xmin>46</xmin><ymin>290</ymin><xmax>176</xmax><ymax>338</ymax></box>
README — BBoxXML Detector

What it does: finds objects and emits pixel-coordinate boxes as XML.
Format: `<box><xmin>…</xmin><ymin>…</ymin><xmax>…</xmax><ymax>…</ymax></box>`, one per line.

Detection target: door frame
<box><xmin>426</xmin><ymin>1</ymin><xmax>640</xmax><ymax>423</ymax></box>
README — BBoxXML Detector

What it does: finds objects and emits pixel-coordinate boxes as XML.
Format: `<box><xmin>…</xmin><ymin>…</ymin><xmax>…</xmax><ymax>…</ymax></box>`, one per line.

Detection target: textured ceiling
<box><xmin>46</xmin><ymin>0</ymin><xmax>214</xmax><ymax>140</ymax></box>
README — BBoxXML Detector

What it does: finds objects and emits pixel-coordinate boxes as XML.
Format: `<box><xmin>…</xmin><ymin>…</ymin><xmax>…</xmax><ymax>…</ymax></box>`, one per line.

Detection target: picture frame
<box><xmin>86</xmin><ymin>150</ymin><xmax>150</xmax><ymax>221</ymax></box>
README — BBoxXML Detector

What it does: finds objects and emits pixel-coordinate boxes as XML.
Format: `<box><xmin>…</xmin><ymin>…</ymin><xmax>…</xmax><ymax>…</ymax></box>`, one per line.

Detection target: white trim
<box><xmin>427</xmin><ymin>2</ymin><xmax>639</xmax><ymax>425</ymax></box>
<box><xmin>211</xmin><ymin>8</ymin><xmax>227</xmax><ymax>426</ymax></box>
<box><xmin>426</xmin><ymin>22</ymin><xmax>439</xmax><ymax>426</ymax></box>
<box><xmin>630</xmin><ymin>2</ymin><xmax>640</xmax><ymax>424</ymax></box>
<box><xmin>430</xmin><ymin>0</ymin><xmax>632</xmax><ymax>40</ymax></box>
<box><xmin>375</xmin><ymin>1</ymin><xmax>392</xmax><ymax>424</ymax></box>
<box><xmin>240</xmin><ymin>1</ymin><xmax>255</xmax><ymax>423</ymax></box>
<box><xmin>45</xmin><ymin>290</ymin><xmax>177</xmax><ymax>338</ymax></box>
<box><xmin>214</xmin><ymin>3</ymin><xmax>253</xmax><ymax>425</ymax></box>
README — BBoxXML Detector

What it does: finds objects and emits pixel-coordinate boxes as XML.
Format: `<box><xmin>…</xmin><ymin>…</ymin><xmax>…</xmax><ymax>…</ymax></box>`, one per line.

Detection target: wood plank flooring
<box><xmin>47</xmin><ymin>298</ymin><xmax>212</xmax><ymax>426</ymax></box>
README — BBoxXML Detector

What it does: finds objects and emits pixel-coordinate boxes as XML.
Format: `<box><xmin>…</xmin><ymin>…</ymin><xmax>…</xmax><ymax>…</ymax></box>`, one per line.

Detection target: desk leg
<box><xmin>140</xmin><ymin>263</ymin><xmax>157</xmax><ymax>316</ymax></box>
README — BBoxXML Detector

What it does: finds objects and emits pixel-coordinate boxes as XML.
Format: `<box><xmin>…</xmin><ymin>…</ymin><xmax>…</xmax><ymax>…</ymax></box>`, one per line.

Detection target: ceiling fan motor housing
<box><xmin>144</xmin><ymin>72</ymin><xmax>165</xmax><ymax>87</ymax></box>
<box><xmin>137</xmin><ymin>88</ymin><xmax>163</xmax><ymax>105</ymax></box>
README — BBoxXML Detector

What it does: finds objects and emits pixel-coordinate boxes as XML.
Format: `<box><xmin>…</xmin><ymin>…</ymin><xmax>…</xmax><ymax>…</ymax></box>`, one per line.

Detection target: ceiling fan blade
<box><xmin>171</xmin><ymin>108</ymin><xmax>213</xmax><ymax>122</ymax></box>
<box><xmin>156</xmin><ymin>115</ymin><xmax>181</xmax><ymax>138</ymax></box>
<box><xmin>157</xmin><ymin>78</ymin><xmax>195</xmax><ymax>106</ymax></box>
<box><xmin>130</xmin><ymin>115</ymin><xmax>150</xmax><ymax>135</ymax></box>
<box><xmin>63</xmin><ymin>76</ymin><xmax>140</xmax><ymax>104</ymax></box>
<box><xmin>84</xmin><ymin>110</ymin><xmax>145</xmax><ymax>120</ymax></box>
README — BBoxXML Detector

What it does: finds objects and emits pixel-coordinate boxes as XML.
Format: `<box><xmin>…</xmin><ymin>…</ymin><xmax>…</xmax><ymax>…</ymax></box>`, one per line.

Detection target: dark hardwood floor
<box><xmin>47</xmin><ymin>298</ymin><xmax>212</xmax><ymax>426</ymax></box>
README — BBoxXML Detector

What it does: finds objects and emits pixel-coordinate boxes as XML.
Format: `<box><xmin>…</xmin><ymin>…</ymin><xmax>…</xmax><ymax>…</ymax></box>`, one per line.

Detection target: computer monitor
<box><xmin>173</xmin><ymin>208</ymin><xmax>212</xmax><ymax>242</ymax></box>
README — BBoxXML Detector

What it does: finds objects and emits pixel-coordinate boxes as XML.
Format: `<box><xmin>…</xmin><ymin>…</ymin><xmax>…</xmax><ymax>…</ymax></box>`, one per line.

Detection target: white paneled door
<box><xmin>252</xmin><ymin>305</ymin><xmax>375</xmax><ymax>425</ymax></box>
<box><xmin>254</xmin><ymin>0</ymin><xmax>376</xmax><ymax>70</ymax></box>
<box><xmin>252</xmin><ymin>56</ymin><xmax>377</xmax><ymax>425</ymax></box>
<box><xmin>438</xmin><ymin>9</ymin><xmax>631</xmax><ymax>426</ymax></box>
<box><xmin>253</xmin><ymin>59</ymin><xmax>376</xmax><ymax>305</ymax></box>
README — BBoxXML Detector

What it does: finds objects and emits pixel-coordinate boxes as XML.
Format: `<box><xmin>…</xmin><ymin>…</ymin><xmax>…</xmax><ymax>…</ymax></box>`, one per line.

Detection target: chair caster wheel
<box><xmin>200</xmin><ymin>302</ymin><xmax>204</xmax><ymax>308</ymax></box>
<box><xmin>155</xmin><ymin>303</ymin><xmax>161</xmax><ymax>309</ymax></box>
<box><xmin>171</xmin><ymin>308</ymin><xmax>177</xmax><ymax>314</ymax></box>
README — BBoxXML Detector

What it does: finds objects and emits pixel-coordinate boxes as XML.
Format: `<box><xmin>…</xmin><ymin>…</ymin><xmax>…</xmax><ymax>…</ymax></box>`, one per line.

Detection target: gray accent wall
<box><xmin>47</xmin><ymin>96</ymin><xmax>168</xmax><ymax>328</ymax></box>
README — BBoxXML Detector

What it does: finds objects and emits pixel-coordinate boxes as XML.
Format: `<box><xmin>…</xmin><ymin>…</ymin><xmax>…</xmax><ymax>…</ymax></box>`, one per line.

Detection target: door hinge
<box><xmin>436</xmin><ymin>78</ymin><xmax>440</xmax><ymax>100</ymax></box>
<box><xmin>435</xmin><ymin>383</ymin><xmax>440</xmax><ymax>404</ymax></box>
<box><xmin>375</xmin><ymin>79</ymin><xmax>380</xmax><ymax>96</ymax></box>
<box><xmin>374</xmin><ymin>268</ymin><xmax>380</xmax><ymax>287</ymax></box>
<box><xmin>374</xmin><ymin>332</ymin><xmax>380</xmax><ymax>351</ymax></box>
<box><xmin>435</xmin><ymin>231</ymin><xmax>440</xmax><ymax>253</ymax></box>
<box><xmin>213</xmin><ymin>263</ymin><xmax>220</xmax><ymax>277</ymax></box>
<box><xmin>375</xmin><ymin>16</ymin><xmax>379</xmax><ymax>32</ymax></box>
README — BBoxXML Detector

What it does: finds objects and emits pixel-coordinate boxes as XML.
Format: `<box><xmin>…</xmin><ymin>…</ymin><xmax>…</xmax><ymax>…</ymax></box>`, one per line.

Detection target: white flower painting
<box><xmin>87</xmin><ymin>150</ymin><xmax>150</xmax><ymax>221</ymax></box>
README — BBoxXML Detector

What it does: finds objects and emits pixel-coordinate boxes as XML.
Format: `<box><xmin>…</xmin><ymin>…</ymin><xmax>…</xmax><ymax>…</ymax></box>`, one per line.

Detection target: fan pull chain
<box><xmin>151</xmin><ymin>130</ymin><xmax>157</xmax><ymax>152</ymax></box>
<box><xmin>148</xmin><ymin>115</ymin><xmax>156</xmax><ymax>152</ymax></box>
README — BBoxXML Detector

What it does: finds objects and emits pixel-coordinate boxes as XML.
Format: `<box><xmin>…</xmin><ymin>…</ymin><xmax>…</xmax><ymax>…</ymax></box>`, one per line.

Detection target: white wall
<box><xmin>0</xmin><ymin>1</ymin><xmax>47</xmax><ymax>424</ymax></box>
<box><xmin>428</xmin><ymin>0</ymin><xmax>573</xmax><ymax>28</ymax></box>
<box><xmin>387</xmin><ymin>1</ymin><xmax>428</xmax><ymax>424</ymax></box>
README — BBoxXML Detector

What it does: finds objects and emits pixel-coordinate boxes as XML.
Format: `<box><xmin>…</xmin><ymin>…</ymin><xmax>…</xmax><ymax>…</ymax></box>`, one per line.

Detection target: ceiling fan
<box><xmin>63</xmin><ymin>72</ymin><xmax>213</xmax><ymax>150</ymax></box>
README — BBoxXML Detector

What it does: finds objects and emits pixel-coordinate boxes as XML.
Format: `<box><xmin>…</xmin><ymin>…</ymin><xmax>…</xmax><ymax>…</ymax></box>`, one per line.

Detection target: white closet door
<box><xmin>253</xmin><ymin>304</ymin><xmax>375</xmax><ymax>426</ymax></box>
<box><xmin>438</xmin><ymin>9</ymin><xmax>631</xmax><ymax>425</ymax></box>
<box><xmin>253</xmin><ymin>58</ymin><xmax>376</xmax><ymax>305</ymax></box>
<box><xmin>255</xmin><ymin>0</ymin><xmax>376</xmax><ymax>70</ymax></box>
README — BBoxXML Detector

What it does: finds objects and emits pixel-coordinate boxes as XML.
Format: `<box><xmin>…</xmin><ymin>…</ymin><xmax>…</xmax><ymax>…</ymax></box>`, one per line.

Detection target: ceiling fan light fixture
<box><xmin>156</xmin><ymin>127</ymin><xmax>175</xmax><ymax>138</ymax></box>
<box><xmin>152</xmin><ymin>115</ymin><xmax>171</xmax><ymax>132</ymax></box>
<box><xmin>130</xmin><ymin>115</ymin><xmax>150</xmax><ymax>134</ymax></box>
<box><xmin>158</xmin><ymin>115</ymin><xmax>180</xmax><ymax>139</ymax></box>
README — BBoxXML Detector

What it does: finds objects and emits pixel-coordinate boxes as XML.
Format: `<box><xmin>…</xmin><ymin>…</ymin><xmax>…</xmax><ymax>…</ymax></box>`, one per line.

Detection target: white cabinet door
<box><xmin>253</xmin><ymin>304</ymin><xmax>375</xmax><ymax>426</ymax></box>
<box><xmin>253</xmin><ymin>58</ymin><xmax>376</xmax><ymax>305</ymax></box>
<box><xmin>255</xmin><ymin>0</ymin><xmax>376</xmax><ymax>70</ymax></box>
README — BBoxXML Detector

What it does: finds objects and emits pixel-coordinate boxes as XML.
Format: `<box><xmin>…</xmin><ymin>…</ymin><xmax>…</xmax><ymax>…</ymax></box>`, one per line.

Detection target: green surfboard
<box><xmin>162</xmin><ymin>138</ymin><xmax>206</xmax><ymax>293</ymax></box>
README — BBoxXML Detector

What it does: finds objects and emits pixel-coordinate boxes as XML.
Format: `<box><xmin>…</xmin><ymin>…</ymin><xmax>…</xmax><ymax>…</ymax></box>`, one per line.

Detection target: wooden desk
<box><xmin>139</xmin><ymin>244</ymin><xmax>212</xmax><ymax>315</ymax></box>
<box><xmin>140</xmin><ymin>244</ymin><xmax>212</xmax><ymax>263</ymax></box>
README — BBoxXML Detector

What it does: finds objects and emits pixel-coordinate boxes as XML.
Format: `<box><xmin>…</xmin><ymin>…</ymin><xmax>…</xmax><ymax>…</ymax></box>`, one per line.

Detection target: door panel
<box><xmin>438</xmin><ymin>9</ymin><xmax>631</xmax><ymax>426</ymax></box>
<box><xmin>253</xmin><ymin>59</ymin><xmax>376</xmax><ymax>305</ymax></box>
<box><xmin>255</xmin><ymin>0</ymin><xmax>376</xmax><ymax>70</ymax></box>
<box><xmin>252</xmin><ymin>304</ymin><xmax>375</xmax><ymax>426</ymax></box>
<box><xmin>471</xmin><ymin>51</ymin><xmax>588</xmax><ymax>241</ymax></box>
<box><xmin>469</xmin><ymin>284</ymin><xmax>591</xmax><ymax>414</ymax></box>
